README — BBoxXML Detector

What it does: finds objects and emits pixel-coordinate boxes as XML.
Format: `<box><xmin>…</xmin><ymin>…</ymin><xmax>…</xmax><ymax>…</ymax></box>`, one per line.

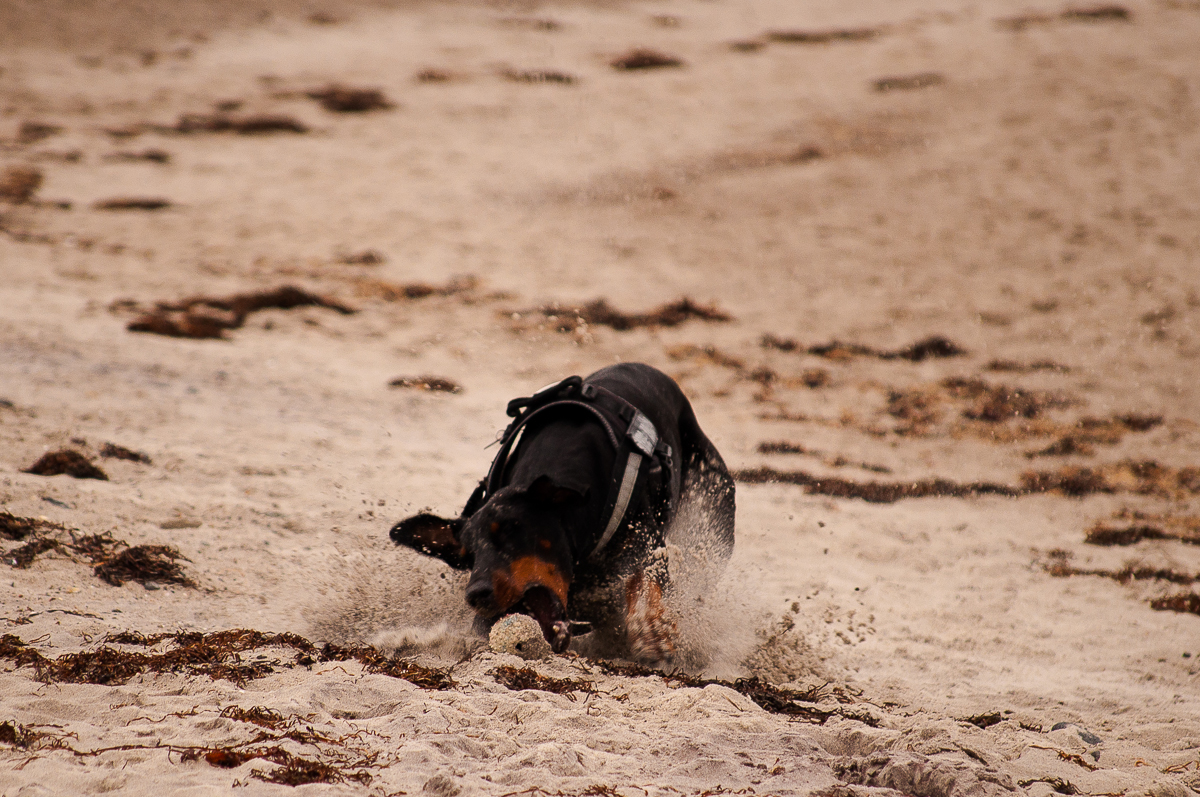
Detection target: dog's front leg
<box><xmin>624</xmin><ymin>557</ymin><xmax>678</xmax><ymax>666</ymax></box>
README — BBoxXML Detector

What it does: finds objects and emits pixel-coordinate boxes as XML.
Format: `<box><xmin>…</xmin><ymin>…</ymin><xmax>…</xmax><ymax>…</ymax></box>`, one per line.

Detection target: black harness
<box><xmin>461</xmin><ymin>375</ymin><xmax>674</xmax><ymax>560</ymax></box>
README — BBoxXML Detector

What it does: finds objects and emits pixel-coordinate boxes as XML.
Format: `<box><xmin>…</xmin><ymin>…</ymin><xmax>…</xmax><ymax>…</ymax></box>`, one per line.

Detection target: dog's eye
<box><xmin>539</xmin><ymin>538</ymin><xmax>552</xmax><ymax>550</ymax></box>
<box><xmin>489</xmin><ymin>521</ymin><xmax>501</xmax><ymax>534</ymax></box>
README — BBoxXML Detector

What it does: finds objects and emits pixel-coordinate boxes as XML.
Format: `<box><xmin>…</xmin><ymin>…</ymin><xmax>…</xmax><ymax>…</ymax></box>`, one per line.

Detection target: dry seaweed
<box><xmin>1018</xmin><ymin>778</ymin><xmax>1079</xmax><ymax>795</ymax></box>
<box><xmin>1044</xmin><ymin>554</ymin><xmax>1198</xmax><ymax>586</ymax></box>
<box><xmin>942</xmin><ymin>377</ymin><xmax>1074</xmax><ymax>422</ymax></box>
<box><xmin>735</xmin><ymin>466</ymin><xmax>1023</xmax><ymax>503</ymax></box>
<box><xmin>93</xmin><ymin>197</ymin><xmax>171</xmax><ymax>211</ymax></box>
<box><xmin>194</xmin><ymin>744</ymin><xmax>373</xmax><ymax>785</ymax></box>
<box><xmin>0</xmin><ymin>166</ymin><xmax>43</xmax><ymax>204</ymax></box>
<box><xmin>170</xmin><ymin>113</ymin><xmax>308</xmax><ymax>134</ymax></box>
<box><xmin>317</xmin><ymin>640</ymin><xmax>455</xmax><ymax>689</ymax></box>
<box><xmin>1150</xmin><ymin>593</ymin><xmax>1200</xmax><ymax>615</ymax></box>
<box><xmin>1086</xmin><ymin>510</ymin><xmax>1200</xmax><ymax>547</ymax></box>
<box><xmin>1061</xmin><ymin>5</ymin><xmax>1130</xmax><ymax>22</ymax></box>
<box><xmin>415</xmin><ymin>68</ymin><xmax>454</xmax><ymax>83</ymax></box>
<box><xmin>22</xmin><ymin>449</ymin><xmax>108</xmax><ymax>480</ymax></box>
<box><xmin>756</xmin><ymin>442</ymin><xmax>892</xmax><ymax>474</ymax></box>
<box><xmin>886</xmin><ymin>388</ymin><xmax>943</xmax><ymax>433</ymax></box>
<box><xmin>104</xmin><ymin>149</ymin><xmax>170</xmax><ymax>164</ymax></box>
<box><xmin>253</xmin><ymin>752</ymin><xmax>372</xmax><ymax>786</ymax></box>
<box><xmin>986</xmin><ymin>359</ymin><xmax>1069</xmax><ymax>373</ymax></box>
<box><xmin>306</xmin><ymin>84</ymin><xmax>393</xmax><ymax>113</ymax></box>
<box><xmin>1085</xmin><ymin>525</ymin><xmax>1174</xmax><ymax>546</ymax></box>
<box><xmin>766</xmin><ymin>27</ymin><xmax>881</xmax><ymax>44</ymax></box>
<box><xmin>100</xmin><ymin>442</ymin><xmax>152</xmax><ymax>464</ymax></box>
<box><xmin>1</xmin><ymin>512</ymin><xmax>69</xmax><ymax>541</ymax></box>
<box><xmin>0</xmin><ymin>720</ymin><xmax>69</xmax><ymax>751</ymax></box>
<box><xmin>738</xmin><ymin>460</ymin><xmax>1200</xmax><ymax>502</ymax></box>
<box><xmin>1</xmin><ymin>519</ymin><xmax>152</xmax><ymax>576</ymax></box>
<box><xmin>94</xmin><ymin>545</ymin><xmax>195</xmax><ymax>587</ymax></box>
<box><xmin>333</xmin><ymin>250</ymin><xmax>384</xmax><ymax>266</ymax></box>
<box><xmin>16</xmin><ymin>121</ymin><xmax>63</xmax><ymax>145</ymax></box>
<box><xmin>502</xmin><ymin>69</ymin><xmax>577</xmax><ymax>85</ymax></box>
<box><xmin>354</xmin><ymin>275</ymin><xmax>477</xmax><ymax>301</ymax></box>
<box><xmin>388</xmin><ymin>376</ymin><xmax>463</xmax><ymax>393</ymax></box>
<box><xmin>729</xmin><ymin>39</ymin><xmax>766</xmax><ymax>52</ymax></box>
<box><xmin>72</xmin><ymin>532</ymin><xmax>123</xmax><ymax>562</ymax></box>
<box><xmin>666</xmin><ymin>344</ymin><xmax>746</xmax><ymax>371</ymax></box>
<box><xmin>873</xmin><ymin>72</ymin><xmax>945</xmax><ymax>93</ymax></box>
<box><xmin>0</xmin><ymin>629</ymin><xmax>453</xmax><ymax>689</ymax></box>
<box><xmin>1021</xmin><ymin>461</ymin><xmax>1200</xmax><ymax>500</ymax></box>
<box><xmin>998</xmin><ymin>4</ymin><xmax>1129</xmax><ymax>30</ymax></box>
<box><xmin>761</xmin><ymin>334</ymin><xmax>965</xmax><ymax>362</ymax></box>
<box><xmin>127</xmin><ymin>285</ymin><xmax>355</xmax><ymax>339</ymax></box>
<box><xmin>4</xmin><ymin>524</ymin><xmax>124</xmax><ymax>571</ymax></box>
<box><xmin>220</xmin><ymin>705</ymin><xmax>289</xmax><ymax>729</ymax></box>
<box><xmin>879</xmin><ymin>378</ymin><xmax>1152</xmax><ymax>444</ymax></box>
<box><xmin>758</xmin><ymin>441</ymin><xmax>807</xmax><ymax>455</ymax></box>
<box><xmin>518</xmin><ymin>297</ymin><xmax>731</xmax><ymax>333</ymax></box>
<box><xmin>1026</xmin><ymin>415</ymin><xmax>1163</xmax><ymax>458</ymax></box>
<box><xmin>491</xmin><ymin>665</ymin><xmax>595</xmax><ymax>696</ymax></box>
<box><xmin>963</xmin><ymin>712</ymin><xmax>1004</xmax><ymax>729</ymax></box>
<box><xmin>5</xmin><ymin>538</ymin><xmax>60</xmax><ymax>568</ymax></box>
<box><xmin>610</xmin><ymin>50</ymin><xmax>684</xmax><ymax>70</ymax></box>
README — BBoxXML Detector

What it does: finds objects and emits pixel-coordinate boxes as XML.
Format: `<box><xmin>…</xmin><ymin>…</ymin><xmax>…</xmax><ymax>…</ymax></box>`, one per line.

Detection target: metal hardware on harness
<box><xmin>591</xmin><ymin>411</ymin><xmax>658</xmax><ymax>559</ymax></box>
<box><xmin>627</xmin><ymin>412</ymin><xmax>658</xmax><ymax>457</ymax></box>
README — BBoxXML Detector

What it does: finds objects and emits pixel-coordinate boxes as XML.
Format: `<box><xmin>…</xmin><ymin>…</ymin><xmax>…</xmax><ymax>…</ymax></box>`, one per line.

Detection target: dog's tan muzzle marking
<box><xmin>492</xmin><ymin>555</ymin><xmax>569</xmax><ymax>613</ymax></box>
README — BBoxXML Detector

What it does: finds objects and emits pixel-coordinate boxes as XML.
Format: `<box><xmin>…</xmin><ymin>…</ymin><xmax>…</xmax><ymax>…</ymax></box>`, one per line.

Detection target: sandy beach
<box><xmin>2</xmin><ymin>0</ymin><xmax>1199</xmax><ymax>794</ymax></box>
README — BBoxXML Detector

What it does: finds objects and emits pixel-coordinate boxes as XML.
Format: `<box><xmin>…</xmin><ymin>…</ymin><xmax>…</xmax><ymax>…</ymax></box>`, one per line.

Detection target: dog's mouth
<box><xmin>510</xmin><ymin>585</ymin><xmax>577</xmax><ymax>653</ymax></box>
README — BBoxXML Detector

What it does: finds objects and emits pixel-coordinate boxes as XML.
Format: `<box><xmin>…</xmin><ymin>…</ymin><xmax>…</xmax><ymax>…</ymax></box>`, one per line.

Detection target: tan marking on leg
<box><xmin>625</xmin><ymin>570</ymin><xmax>678</xmax><ymax>665</ymax></box>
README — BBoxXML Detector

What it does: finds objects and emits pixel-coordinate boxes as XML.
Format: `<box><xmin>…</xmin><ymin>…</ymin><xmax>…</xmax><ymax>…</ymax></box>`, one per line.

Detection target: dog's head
<box><xmin>390</xmin><ymin>475</ymin><xmax>586</xmax><ymax>652</ymax></box>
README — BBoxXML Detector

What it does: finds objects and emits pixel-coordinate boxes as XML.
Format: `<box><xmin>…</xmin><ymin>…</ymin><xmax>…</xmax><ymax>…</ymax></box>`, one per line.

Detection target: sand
<box><xmin>2</xmin><ymin>0</ymin><xmax>1199</xmax><ymax>794</ymax></box>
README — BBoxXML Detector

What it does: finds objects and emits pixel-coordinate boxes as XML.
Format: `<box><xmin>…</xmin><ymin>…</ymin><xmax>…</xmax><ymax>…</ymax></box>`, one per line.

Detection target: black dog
<box><xmin>390</xmin><ymin>363</ymin><xmax>735</xmax><ymax>663</ymax></box>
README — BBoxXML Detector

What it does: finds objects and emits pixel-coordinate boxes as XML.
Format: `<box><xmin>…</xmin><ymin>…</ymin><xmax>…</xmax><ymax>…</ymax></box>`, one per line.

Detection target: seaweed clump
<box><xmin>388</xmin><ymin>376</ymin><xmax>463</xmax><ymax>393</ymax></box>
<box><xmin>306</xmin><ymin>85</ymin><xmax>393</xmax><ymax>113</ymax></box>
<box><xmin>1</xmin><ymin>513</ymin><xmax>191</xmax><ymax>587</ymax></box>
<box><xmin>1150</xmin><ymin>593</ymin><xmax>1200</xmax><ymax>615</ymax></box>
<box><xmin>761</xmin><ymin>334</ymin><xmax>966</xmax><ymax>362</ymax></box>
<box><xmin>126</xmin><ymin>285</ymin><xmax>355</xmax><ymax>339</ymax></box>
<box><xmin>610</xmin><ymin>50</ymin><xmax>684</xmax><ymax>70</ymax></box>
<box><xmin>2</xmin><ymin>512</ymin><xmax>127</xmax><ymax>571</ymax></box>
<box><xmin>735</xmin><ymin>467</ymin><xmax>1022</xmax><ymax>503</ymax></box>
<box><xmin>94</xmin><ymin>545</ymin><xmax>195</xmax><ymax>587</ymax></box>
<box><xmin>22</xmin><ymin>449</ymin><xmax>108</xmax><ymax>480</ymax></box>
<box><xmin>491</xmin><ymin>665</ymin><xmax>595</xmax><ymax>697</ymax></box>
<box><xmin>518</xmin><ymin>297</ymin><xmax>732</xmax><ymax>333</ymax></box>
<box><xmin>0</xmin><ymin>629</ymin><xmax>454</xmax><ymax>689</ymax></box>
<box><xmin>736</xmin><ymin>460</ymin><xmax>1200</xmax><ymax>503</ymax></box>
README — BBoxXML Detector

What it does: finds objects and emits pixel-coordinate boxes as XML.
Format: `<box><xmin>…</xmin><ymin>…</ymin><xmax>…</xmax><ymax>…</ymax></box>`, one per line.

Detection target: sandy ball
<box><xmin>488</xmin><ymin>613</ymin><xmax>552</xmax><ymax>659</ymax></box>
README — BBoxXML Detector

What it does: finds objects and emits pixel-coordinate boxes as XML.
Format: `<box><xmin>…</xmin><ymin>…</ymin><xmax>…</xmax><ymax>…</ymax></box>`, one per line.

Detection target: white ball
<box><xmin>488</xmin><ymin>613</ymin><xmax>552</xmax><ymax>659</ymax></box>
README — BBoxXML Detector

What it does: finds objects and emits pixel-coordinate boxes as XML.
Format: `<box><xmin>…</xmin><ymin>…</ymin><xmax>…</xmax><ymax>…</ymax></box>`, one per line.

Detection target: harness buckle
<box><xmin>627</xmin><ymin>412</ymin><xmax>658</xmax><ymax>457</ymax></box>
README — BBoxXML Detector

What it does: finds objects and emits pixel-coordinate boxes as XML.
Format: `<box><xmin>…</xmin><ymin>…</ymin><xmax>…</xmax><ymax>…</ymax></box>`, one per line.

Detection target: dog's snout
<box><xmin>465</xmin><ymin>579</ymin><xmax>496</xmax><ymax>612</ymax></box>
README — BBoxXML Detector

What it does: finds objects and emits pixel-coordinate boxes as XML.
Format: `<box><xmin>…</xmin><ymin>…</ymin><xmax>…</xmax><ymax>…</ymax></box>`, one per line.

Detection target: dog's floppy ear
<box><xmin>389</xmin><ymin>513</ymin><xmax>473</xmax><ymax>570</ymax></box>
<box><xmin>525</xmin><ymin>474</ymin><xmax>589</xmax><ymax>505</ymax></box>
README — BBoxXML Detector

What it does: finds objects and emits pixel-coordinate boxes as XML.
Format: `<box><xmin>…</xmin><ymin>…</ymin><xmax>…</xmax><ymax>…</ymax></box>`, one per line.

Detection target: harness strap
<box><xmin>592</xmin><ymin>452</ymin><xmax>642</xmax><ymax>558</ymax></box>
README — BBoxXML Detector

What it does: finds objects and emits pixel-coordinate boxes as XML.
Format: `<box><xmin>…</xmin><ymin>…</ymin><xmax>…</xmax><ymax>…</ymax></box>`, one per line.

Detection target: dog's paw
<box><xmin>624</xmin><ymin>571</ymin><xmax>678</xmax><ymax>666</ymax></box>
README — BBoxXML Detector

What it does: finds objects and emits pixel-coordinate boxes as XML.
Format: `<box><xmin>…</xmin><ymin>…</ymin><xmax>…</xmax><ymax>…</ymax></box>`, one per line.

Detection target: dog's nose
<box><xmin>465</xmin><ymin>579</ymin><xmax>496</xmax><ymax>612</ymax></box>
